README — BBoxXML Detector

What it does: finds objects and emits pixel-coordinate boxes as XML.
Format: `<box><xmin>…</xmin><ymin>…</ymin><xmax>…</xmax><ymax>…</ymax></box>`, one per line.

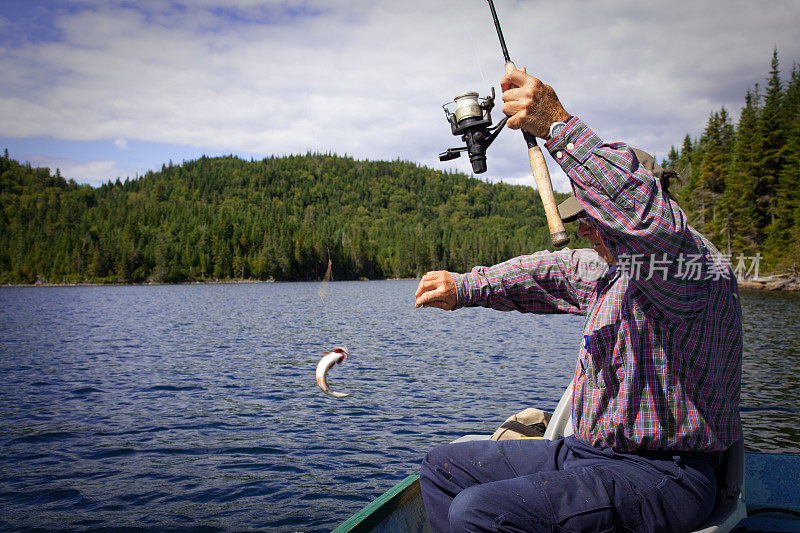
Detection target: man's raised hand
<box><xmin>500</xmin><ymin>68</ymin><xmax>571</xmax><ymax>139</ymax></box>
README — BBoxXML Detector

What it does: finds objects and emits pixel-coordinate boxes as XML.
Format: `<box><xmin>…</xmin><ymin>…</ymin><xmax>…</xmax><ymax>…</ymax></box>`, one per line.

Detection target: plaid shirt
<box><xmin>453</xmin><ymin>118</ymin><xmax>742</xmax><ymax>452</ymax></box>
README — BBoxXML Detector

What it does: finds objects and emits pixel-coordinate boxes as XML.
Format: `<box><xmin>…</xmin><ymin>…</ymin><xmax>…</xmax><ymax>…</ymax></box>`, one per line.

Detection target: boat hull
<box><xmin>333</xmin><ymin>475</ymin><xmax>430</xmax><ymax>533</ymax></box>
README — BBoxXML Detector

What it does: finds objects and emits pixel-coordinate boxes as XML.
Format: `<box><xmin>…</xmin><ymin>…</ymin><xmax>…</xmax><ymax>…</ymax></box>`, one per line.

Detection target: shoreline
<box><xmin>2</xmin><ymin>277</ymin><xmax>798</xmax><ymax>291</ymax></box>
<box><xmin>1</xmin><ymin>277</ymin><xmax>420</xmax><ymax>288</ymax></box>
<box><xmin>738</xmin><ymin>274</ymin><xmax>800</xmax><ymax>292</ymax></box>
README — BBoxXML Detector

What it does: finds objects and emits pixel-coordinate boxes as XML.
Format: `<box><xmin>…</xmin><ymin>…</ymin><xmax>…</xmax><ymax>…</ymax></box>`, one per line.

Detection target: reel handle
<box><xmin>504</xmin><ymin>61</ymin><xmax>569</xmax><ymax>247</ymax></box>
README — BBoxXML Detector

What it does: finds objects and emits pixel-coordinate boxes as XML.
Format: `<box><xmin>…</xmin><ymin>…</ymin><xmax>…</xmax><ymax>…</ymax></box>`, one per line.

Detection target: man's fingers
<box><xmin>419</xmin><ymin>299</ymin><xmax>449</xmax><ymax>310</ymax></box>
<box><xmin>414</xmin><ymin>279</ymin><xmax>426</xmax><ymax>298</ymax></box>
<box><xmin>501</xmin><ymin>78</ymin><xmax>537</xmax><ymax>130</ymax></box>
<box><xmin>415</xmin><ymin>292</ymin><xmax>449</xmax><ymax>309</ymax></box>
<box><xmin>415</xmin><ymin>282</ymin><xmax>445</xmax><ymax>305</ymax></box>
<box><xmin>415</xmin><ymin>289</ymin><xmax>442</xmax><ymax>308</ymax></box>
<box><xmin>501</xmin><ymin>68</ymin><xmax>538</xmax><ymax>91</ymax></box>
<box><xmin>502</xmin><ymin>103</ymin><xmax>527</xmax><ymax>129</ymax></box>
<box><xmin>502</xmin><ymin>99</ymin><xmax>527</xmax><ymax>116</ymax></box>
<box><xmin>414</xmin><ymin>271</ymin><xmax>456</xmax><ymax>310</ymax></box>
<box><xmin>415</xmin><ymin>272</ymin><xmax>441</xmax><ymax>298</ymax></box>
<box><xmin>501</xmin><ymin>86</ymin><xmax>527</xmax><ymax>102</ymax></box>
<box><xmin>500</xmin><ymin>68</ymin><xmax>526</xmax><ymax>91</ymax></box>
<box><xmin>415</xmin><ymin>273</ymin><xmax>433</xmax><ymax>296</ymax></box>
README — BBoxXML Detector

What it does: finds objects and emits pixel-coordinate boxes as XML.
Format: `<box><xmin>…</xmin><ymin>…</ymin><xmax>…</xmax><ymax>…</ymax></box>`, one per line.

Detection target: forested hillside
<box><xmin>4</xmin><ymin>52</ymin><xmax>797</xmax><ymax>285</ymax></box>
<box><xmin>0</xmin><ymin>151</ymin><xmax>573</xmax><ymax>284</ymax></box>
<box><xmin>665</xmin><ymin>50</ymin><xmax>800</xmax><ymax>272</ymax></box>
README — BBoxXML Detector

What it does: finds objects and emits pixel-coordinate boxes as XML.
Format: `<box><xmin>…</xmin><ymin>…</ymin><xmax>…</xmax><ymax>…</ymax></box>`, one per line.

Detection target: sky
<box><xmin>1</xmin><ymin>0</ymin><xmax>799</xmax><ymax>191</ymax></box>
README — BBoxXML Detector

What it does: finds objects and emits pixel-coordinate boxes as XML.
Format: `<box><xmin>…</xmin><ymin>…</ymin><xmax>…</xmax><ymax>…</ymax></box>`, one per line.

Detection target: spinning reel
<box><xmin>438</xmin><ymin>88</ymin><xmax>508</xmax><ymax>174</ymax></box>
<box><xmin>435</xmin><ymin>0</ymin><xmax>569</xmax><ymax>247</ymax></box>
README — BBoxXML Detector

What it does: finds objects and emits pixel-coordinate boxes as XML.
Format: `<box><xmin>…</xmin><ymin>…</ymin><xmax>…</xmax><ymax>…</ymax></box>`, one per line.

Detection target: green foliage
<box><xmin>0</xmin><ymin>150</ymin><xmax>577</xmax><ymax>284</ymax></box>
<box><xmin>666</xmin><ymin>50</ymin><xmax>800</xmax><ymax>274</ymax></box>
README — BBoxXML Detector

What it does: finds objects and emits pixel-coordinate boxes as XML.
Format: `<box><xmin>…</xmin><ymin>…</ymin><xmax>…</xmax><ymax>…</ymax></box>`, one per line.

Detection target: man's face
<box><xmin>577</xmin><ymin>218</ymin><xmax>615</xmax><ymax>265</ymax></box>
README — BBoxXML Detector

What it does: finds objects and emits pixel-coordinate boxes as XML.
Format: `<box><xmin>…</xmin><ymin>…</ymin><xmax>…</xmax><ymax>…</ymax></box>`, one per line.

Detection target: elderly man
<box><xmin>414</xmin><ymin>68</ymin><xmax>742</xmax><ymax>532</ymax></box>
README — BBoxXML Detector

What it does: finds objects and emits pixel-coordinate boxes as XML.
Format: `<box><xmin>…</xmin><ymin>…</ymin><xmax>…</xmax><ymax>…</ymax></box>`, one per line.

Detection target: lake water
<box><xmin>1</xmin><ymin>281</ymin><xmax>798</xmax><ymax>531</ymax></box>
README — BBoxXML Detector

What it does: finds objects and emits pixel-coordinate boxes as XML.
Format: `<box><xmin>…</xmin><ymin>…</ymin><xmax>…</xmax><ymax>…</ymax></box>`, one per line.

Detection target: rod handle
<box><xmin>525</xmin><ymin>133</ymin><xmax>569</xmax><ymax>246</ymax></box>
<box><xmin>504</xmin><ymin>62</ymin><xmax>569</xmax><ymax>247</ymax></box>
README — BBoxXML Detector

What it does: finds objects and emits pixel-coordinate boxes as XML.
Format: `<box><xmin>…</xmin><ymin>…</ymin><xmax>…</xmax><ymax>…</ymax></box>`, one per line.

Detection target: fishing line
<box><xmin>317</xmin><ymin>246</ymin><xmax>332</xmax><ymax>303</ymax></box>
<box><xmin>314</xmin><ymin>246</ymin><xmax>357</xmax><ymax>399</ymax></box>
<box><xmin>471</xmin><ymin>31</ymin><xmax>489</xmax><ymax>90</ymax></box>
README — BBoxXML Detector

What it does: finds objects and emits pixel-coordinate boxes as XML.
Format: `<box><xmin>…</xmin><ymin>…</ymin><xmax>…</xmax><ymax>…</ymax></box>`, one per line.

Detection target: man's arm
<box><xmin>501</xmin><ymin>68</ymin><xmax>712</xmax><ymax>319</ymax></box>
<box><xmin>415</xmin><ymin>249</ymin><xmax>606</xmax><ymax>315</ymax></box>
<box><xmin>545</xmin><ymin>120</ymin><xmax>710</xmax><ymax>318</ymax></box>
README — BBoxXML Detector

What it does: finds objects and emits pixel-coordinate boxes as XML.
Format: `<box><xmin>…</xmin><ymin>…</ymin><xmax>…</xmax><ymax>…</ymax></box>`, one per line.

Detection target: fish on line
<box><xmin>316</xmin><ymin>346</ymin><xmax>350</xmax><ymax>398</ymax></box>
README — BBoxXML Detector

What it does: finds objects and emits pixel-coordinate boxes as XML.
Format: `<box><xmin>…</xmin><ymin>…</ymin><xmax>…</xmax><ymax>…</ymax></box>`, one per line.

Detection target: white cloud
<box><xmin>2</xmin><ymin>0</ymin><xmax>800</xmax><ymax>191</ymax></box>
<box><xmin>21</xmin><ymin>154</ymin><xmax>145</xmax><ymax>187</ymax></box>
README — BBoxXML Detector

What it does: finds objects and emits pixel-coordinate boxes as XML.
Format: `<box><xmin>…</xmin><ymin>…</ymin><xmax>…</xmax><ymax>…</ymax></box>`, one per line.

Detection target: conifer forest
<box><xmin>1</xmin><ymin>52</ymin><xmax>798</xmax><ymax>284</ymax></box>
<box><xmin>665</xmin><ymin>50</ymin><xmax>800</xmax><ymax>273</ymax></box>
<box><xmin>0</xmin><ymin>150</ymin><xmax>569</xmax><ymax>284</ymax></box>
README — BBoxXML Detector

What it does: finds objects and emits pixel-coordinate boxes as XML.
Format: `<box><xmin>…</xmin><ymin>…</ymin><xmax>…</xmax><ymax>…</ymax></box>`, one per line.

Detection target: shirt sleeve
<box><xmin>453</xmin><ymin>248</ymin><xmax>607</xmax><ymax>315</ymax></box>
<box><xmin>544</xmin><ymin>117</ymin><xmax>710</xmax><ymax>320</ymax></box>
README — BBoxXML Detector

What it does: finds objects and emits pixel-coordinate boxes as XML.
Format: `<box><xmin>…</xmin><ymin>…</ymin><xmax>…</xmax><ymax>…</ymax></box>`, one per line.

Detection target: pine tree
<box><xmin>721</xmin><ymin>89</ymin><xmax>763</xmax><ymax>256</ymax></box>
<box><xmin>771</xmin><ymin>63</ymin><xmax>800</xmax><ymax>270</ymax></box>
<box><xmin>759</xmin><ymin>49</ymin><xmax>785</xmax><ymax>228</ymax></box>
<box><xmin>696</xmin><ymin>109</ymin><xmax>734</xmax><ymax>240</ymax></box>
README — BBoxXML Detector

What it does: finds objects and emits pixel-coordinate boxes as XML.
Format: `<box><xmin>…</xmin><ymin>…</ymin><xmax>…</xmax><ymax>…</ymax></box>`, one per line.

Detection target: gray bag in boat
<box><xmin>490</xmin><ymin>408</ymin><xmax>552</xmax><ymax>440</ymax></box>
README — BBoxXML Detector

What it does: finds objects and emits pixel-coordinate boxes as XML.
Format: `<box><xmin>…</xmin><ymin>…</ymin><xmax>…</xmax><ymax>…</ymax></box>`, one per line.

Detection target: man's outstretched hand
<box><xmin>415</xmin><ymin>271</ymin><xmax>457</xmax><ymax>311</ymax></box>
<box><xmin>500</xmin><ymin>68</ymin><xmax>571</xmax><ymax>139</ymax></box>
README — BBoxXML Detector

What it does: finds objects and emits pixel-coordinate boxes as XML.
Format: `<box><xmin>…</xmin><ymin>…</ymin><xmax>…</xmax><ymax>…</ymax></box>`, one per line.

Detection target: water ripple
<box><xmin>0</xmin><ymin>283</ymin><xmax>798</xmax><ymax>531</ymax></box>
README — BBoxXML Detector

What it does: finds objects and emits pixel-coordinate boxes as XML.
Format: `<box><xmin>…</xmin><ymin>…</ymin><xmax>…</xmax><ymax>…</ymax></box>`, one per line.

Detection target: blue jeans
<box><xmin>419</xmin><ymin>436</ymin><xmax>716</xmax><ymax>532</ymax></box>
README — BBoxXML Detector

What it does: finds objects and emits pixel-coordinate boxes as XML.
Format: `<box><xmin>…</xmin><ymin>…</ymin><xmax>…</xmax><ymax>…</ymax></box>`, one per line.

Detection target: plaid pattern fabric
<box><xmin>453</xmin><ymin>118</ymin><xmax>742</xmax><ymax>452</ymax></box>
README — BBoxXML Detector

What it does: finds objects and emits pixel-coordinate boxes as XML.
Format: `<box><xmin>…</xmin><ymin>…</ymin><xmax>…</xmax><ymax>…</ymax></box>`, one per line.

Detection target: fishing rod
<box><xmin>438</xmin><ymin>1</ymin><xmax>569</xmax><ymax>247</ymax></box>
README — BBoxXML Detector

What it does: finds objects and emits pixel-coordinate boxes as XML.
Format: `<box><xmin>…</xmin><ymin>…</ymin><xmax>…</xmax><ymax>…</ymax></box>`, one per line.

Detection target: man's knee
<box><xmin>447</xmin><ymin>485</ymin><xmax>493</xmax><ymax>531</ymax></box>
<box><xmin>420</xmin><ymin>443</ymin><xmax>453</xmax><ymax>482</ymax></box>
<box><xmin>422</xmin><ymin>442</ymin><xmax>450</xmax><ymax>468</ymax></box>
<box><xmin>448</xmin><ymin>483</ymin><xmax>554</xmax><ymax>532</ymax></box>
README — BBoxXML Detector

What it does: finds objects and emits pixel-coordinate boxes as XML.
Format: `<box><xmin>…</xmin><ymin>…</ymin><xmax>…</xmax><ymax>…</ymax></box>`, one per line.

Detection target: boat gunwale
<box><xmin>331</xmin><ymin>474</ymin><xmax>422</xmax><ymax>533</ymax></box>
